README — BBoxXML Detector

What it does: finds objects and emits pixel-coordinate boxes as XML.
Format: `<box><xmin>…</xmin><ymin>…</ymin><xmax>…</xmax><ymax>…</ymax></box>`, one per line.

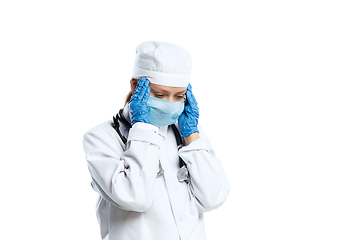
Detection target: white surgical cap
<box><xmin>132</xmin><ymin>41</ymin><xmax>192</xmax><ymax>88</ymax></box>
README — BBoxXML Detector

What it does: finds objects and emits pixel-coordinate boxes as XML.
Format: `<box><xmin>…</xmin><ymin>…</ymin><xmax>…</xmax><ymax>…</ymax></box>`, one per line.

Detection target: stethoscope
<box><xmin>113</xmin><ymin>109</ymin><xmax>190</xmax><ymax>183</ymax></box>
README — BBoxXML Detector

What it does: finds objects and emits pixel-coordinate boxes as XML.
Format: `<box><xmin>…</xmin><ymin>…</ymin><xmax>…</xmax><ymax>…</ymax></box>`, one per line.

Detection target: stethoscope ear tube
<box><xmin>170</xmin><ymin>124</ymin><xmax>185</xmax><ymax>169</ymax></box>
<box><xmin>113</xmin><ymin>115</ymin><xmax>127</xmax><ymax>144</ymax></box>
<box><xmin>119</xmin><ymin>109</ymin><xmax>132</xmax><ymax>129</ymax></box>
<box><xmin>170</xmin><ymin>124</ymin><xmax>190</xmax><ymax>183</ymax></box>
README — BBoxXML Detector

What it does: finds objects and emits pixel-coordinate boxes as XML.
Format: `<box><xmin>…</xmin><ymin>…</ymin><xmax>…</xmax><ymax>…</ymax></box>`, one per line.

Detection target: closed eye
<box><xmin>176</xmin><ymin>95</ymin><xmax>185</xmax><ymax>99</ymax></box>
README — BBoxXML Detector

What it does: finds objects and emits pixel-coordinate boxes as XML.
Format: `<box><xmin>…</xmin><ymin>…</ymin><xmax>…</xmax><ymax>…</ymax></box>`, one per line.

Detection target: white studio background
<box><xmin>0</xmin><ymin>1</ymin><xmax>359</xmax><ymax>239</ymax></box>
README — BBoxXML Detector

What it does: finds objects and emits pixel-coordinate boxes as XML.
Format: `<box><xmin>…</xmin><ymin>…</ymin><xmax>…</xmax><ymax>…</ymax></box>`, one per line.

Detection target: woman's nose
<box><xmin>163</xmin><ymin>96</ymin><xmax>176</xmax><ymax>103</ymax></box>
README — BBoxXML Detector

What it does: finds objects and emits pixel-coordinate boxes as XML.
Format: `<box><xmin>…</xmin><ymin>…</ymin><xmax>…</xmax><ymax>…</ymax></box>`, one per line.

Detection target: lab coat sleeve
<box><xmin>178</xmin><ymin>126</ymin><xmax>231</xmax><ymax>212</ymax></box>
<box><xmin>83</xmin><ymin>121</ymin><xmax>163</xmax><ymax>212</ymax></box>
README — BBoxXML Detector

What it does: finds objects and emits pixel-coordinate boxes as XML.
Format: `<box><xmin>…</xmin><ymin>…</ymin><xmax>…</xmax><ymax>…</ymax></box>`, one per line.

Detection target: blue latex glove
<box><xmin>129</xmin><ymin>77</ymin><xmax>150</xmax><ymax>125</ymax></box>
<box><xmin>178</xmin><ymin>84</ymin><xmax>199</xmax><ymax>137</ymax></box>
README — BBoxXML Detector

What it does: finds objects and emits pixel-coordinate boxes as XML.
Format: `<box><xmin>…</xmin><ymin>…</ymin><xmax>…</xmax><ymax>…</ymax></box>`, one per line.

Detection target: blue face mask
<box><xmin>147</xmin><ymin>97</ymin><xmax>185</xmax><ymax>127</ymax></box>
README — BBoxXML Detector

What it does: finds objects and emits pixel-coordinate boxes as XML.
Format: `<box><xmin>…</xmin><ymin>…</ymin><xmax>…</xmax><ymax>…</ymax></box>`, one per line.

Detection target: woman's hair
<box><xmin>124</xmin><ymin>78</ymin><xmax>139</xmax><ymax>106</ymax></box>
<box><xmin>124</xmin><ymin>91</ymin><xmax>132</xmax><ymax>106</ymax></box>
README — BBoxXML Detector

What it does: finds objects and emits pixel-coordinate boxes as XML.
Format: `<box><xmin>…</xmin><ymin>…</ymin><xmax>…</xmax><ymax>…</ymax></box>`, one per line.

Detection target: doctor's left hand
<box><xmin>178</xmin><ymin>84</ymin><xmax>199</xmax><ymax>138</ymax></box>
<box><xmin>129</xmin><ymin>77</ymin><xmax>150</xmax><ymax>125</ymax></box>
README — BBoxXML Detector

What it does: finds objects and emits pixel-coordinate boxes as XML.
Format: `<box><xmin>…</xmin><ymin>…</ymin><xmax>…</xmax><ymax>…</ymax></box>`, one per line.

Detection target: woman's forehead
<box><xmin>149</xmin><ymin>83</ymin><xmax>187</xmax><ymax>93</ymax></box>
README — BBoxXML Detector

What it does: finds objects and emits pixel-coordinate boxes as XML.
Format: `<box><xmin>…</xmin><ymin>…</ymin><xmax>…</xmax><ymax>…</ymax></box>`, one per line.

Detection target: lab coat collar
<box><xmin>158</xmin><ymin>125</ymin><xmax>168</xmax><ymax>139</ymax></box>
<box><xmin>123</xmin><ymin>103</ymin><xmax>132</xmax><ymax>124</ymax></box>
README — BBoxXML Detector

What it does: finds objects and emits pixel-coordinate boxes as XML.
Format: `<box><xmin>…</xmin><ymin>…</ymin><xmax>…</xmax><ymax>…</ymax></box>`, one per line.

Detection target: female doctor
<box><xmin>83</xmin><ymin>41</ymin><xmax>230</xmax><ymax>240</ymax></box>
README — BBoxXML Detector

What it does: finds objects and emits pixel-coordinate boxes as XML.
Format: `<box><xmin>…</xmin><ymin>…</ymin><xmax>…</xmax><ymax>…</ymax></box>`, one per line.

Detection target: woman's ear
<box><xmin>130</xmin><ymin>78</ymin><xmax>138</xmax><ymax>94</ymax></box>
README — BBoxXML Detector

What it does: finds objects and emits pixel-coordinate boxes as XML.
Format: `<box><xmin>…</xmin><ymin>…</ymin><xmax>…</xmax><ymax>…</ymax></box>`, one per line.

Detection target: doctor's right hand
<box><xmin>129</xmin><ymin>77</ymin><xmax>150</xmax><ymax>125</ymax></box>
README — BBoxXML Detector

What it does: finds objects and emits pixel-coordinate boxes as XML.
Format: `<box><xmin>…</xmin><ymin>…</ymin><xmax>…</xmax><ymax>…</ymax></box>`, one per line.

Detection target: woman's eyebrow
<box><xmin>152</xmin><ymin>89</ymin><xmax>186</xmax><ymax>94</ymax></box>
<box><xmin>150</xmin><ymin>87</ymin><xmax>167</xmax><ymax>92</ymax></box>
<box><xmin>154</xmin><ymin>89</ymin><xmax>169</xmax><ymax>93</ymax></box>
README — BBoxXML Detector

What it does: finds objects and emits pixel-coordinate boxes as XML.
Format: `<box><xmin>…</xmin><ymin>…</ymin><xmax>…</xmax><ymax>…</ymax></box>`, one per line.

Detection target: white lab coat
<box><xmin>83</xmin><ymin>104</ymin><xmax>230</xmax><ymax>240</ymax></box>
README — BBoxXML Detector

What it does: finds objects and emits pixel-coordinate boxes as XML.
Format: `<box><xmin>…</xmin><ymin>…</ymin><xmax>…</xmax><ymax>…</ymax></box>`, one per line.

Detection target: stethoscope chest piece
<box><xmin>177</xmin><ymin>165</ymin><xmax>189</xmax><ymax>183</ymax></box>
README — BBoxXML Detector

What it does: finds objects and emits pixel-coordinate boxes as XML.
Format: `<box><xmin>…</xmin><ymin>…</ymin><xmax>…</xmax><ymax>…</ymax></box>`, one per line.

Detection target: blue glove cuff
<box><xmin>180</xmin><ymin>127</ymin><xmax>199</xmax><ymax>138</ymax></box>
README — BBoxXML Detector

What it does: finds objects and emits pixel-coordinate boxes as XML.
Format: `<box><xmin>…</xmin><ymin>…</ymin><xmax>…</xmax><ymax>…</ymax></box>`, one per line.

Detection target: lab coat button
<box><xmin>157</xmin><ymin>169</ymin><xmax>164</xmax><ymax>178</ymax></box>
<box><xmin>170</xmin><ymin>189</ymin><xmax>176</xmax><ymax>194</ymax></box>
